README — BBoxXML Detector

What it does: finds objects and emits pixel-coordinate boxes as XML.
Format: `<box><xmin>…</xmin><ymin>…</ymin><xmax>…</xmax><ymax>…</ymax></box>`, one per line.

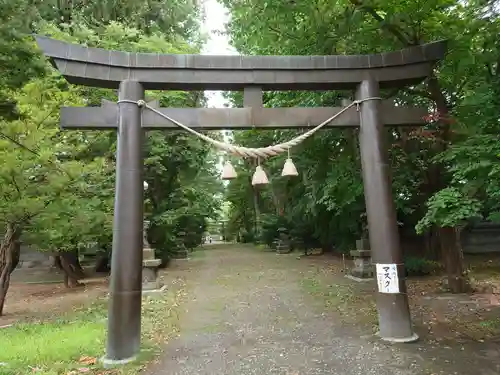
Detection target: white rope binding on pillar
<box><xmin>117</xmin><ymin>97</ymin><xmax>382</xmax><ymax>159</ymax></box>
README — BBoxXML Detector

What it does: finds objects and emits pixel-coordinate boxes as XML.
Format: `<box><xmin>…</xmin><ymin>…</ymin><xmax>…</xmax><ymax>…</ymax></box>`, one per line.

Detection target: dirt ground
<box><xmin>149</xmin><ymin>246</ymin><xmax>500</xmax><ymax>375</ymax></box>
<box><xmin>2</xmin><ymin>252</ymin><xmax>500</xmax><ymax>340</ymax></box>
<box><xmin>0</xmin><ymin>278</ymin><xmax>108</xmax><ymax>326</ymax></box>
<box><xmin>302</xmin><ymin>253</ymin><xmax>500</xmax><ymax>343</ymax></box>
<box><xmin>2</xmin><ymin>246</ymin><xmax>500</xmax><ymax>374</ymax></box>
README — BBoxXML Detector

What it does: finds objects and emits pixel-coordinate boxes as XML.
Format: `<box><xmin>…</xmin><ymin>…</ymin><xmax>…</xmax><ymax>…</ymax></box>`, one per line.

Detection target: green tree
<box><xmin>30</xmin><ymin>0</ymin><xmax>202</xmax><ymax>41</ymax></box>
<box><xmin>222</xmin><ymin>0</ymin><xmax>500</xmax><ymax>292</ymax></box>
<box><xmin>0</xmin><ymin>0</ymin><xmax>45</xmax><ymax>119</ymax></box>
<box><xmin>0</xmin><ymin>75</ymin><xmax>110</xmax><ymax>315</ymax></box>
<box><xmin>38</xmin><ymin>20</ymin><xmax>222</xmax><ymax>261</ymax></box>
<box><xmin>1</xmin><ymin>11</ymin><xmax>218</xmax><ymax>314</ymax></box>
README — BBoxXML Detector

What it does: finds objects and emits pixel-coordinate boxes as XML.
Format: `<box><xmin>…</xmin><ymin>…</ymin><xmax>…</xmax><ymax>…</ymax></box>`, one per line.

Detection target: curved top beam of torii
<box><xmin>35</xmin><ymin>36</ymin><xmax>447</xmax><ymax>91</ymax></box>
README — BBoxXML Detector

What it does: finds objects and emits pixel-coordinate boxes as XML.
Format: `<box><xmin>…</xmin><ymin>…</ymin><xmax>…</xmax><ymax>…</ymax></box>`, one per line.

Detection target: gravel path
<box><xmin>151</xmin><ymin>245</ymin><xmax>500</xmax><ymax>375</ymax></box>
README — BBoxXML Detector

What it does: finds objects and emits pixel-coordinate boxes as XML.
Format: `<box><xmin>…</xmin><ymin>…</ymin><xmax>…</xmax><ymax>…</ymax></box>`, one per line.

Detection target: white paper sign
<box><xmin>375</xmin><ymin>263</ymin><xmax>399</xmax><ymax>294</ymax></box>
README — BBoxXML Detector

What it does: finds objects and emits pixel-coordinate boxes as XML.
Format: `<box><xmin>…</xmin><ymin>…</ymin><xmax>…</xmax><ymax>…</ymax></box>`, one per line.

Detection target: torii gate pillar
<box><xmin>104</xmin><ymin>80</ymin><xmax>145</xmax><ymax>364</ymax></box>
<box><xmin>34</xmin><ymin>35</ymin><xmax>449</xmax><ymax>362</ymax></box>
<box><xmin>357</xmin><ymin>79</ymin><xmax>416</xmax><ymax>341</ymax></box>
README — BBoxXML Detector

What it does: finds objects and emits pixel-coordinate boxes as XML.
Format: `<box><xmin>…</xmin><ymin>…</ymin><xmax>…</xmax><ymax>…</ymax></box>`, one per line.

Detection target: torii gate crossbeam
<box><xmin>35</xmin><ymin>36</ymin><xmax>447</xmax><ymax>364</ymax></box>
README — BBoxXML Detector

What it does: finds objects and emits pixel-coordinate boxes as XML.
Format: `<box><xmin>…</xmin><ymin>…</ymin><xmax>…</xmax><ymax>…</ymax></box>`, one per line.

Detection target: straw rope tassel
<box><xmin>282</xmin><ymin>148</ymin><xmax>298</xmax><ymax>177</ymax></box>
<box><xmin>252</xmin><ymin>159</ymin><xmax>269</xmax><ymax>186</ymax></box>
<box><xmin>221</xmin><ymin>160</ymin><xmax>237</xmax><ymax>180</ymax></box>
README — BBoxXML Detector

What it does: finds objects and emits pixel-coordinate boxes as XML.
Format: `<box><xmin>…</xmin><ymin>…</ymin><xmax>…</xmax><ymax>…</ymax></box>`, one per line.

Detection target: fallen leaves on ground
<box><xmin>66</xmin><ymin>370</ymin><xmax>117</xmax><ymax>375</ymax></box>
<box><xmin>78</xmin><ymin>356</ymin><xmax>97</xmax><ymax>366</ymax></box>
<box><xmin>308</xmin><ymin>255</ymin><xmax>500</xmax><ymax>343</ymax></box>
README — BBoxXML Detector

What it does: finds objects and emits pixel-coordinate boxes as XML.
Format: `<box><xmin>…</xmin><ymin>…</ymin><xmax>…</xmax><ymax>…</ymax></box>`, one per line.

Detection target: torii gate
<box><xmin>35</xmin><ymin>36</ymin><xmax>447</xmax><ymax>364</ymax></box>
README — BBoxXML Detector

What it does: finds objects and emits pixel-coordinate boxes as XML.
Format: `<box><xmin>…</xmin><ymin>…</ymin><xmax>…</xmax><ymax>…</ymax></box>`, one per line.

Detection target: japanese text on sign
<box><xmin>375</xmin><ymin>263</ymin><xmax>399</xmax><ymax>294</ymax></box>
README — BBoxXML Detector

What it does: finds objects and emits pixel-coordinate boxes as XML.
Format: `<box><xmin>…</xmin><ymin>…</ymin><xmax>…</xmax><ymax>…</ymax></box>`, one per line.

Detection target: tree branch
<box><xmin>268</xmin><ymin>25</ymin><xmax>300</xmax><ymax>41</ymax></box>
<box><xmin>9</xmin><ymin>172</ymin><xmax>21</xmax><ymax>198</ymax></box>
<box><xmin>406</xmin><ymin>88</ymin><xmax>434</xmax><ymax>100</ymax></box>
<box><xmin>349</xmin><ymin>0</ymin><xmax>412</xmax><ymax>46</ymax></box>
<box><xmin>17</xmin><ymin>195</ymin><xmax>57</xmax><ymax>225</ymax></box>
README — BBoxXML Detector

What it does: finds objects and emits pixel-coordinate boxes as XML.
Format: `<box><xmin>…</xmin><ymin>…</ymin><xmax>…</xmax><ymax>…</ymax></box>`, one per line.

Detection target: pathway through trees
<box><xmin>151</xmin><ymin>245</ymin><xmax>500</xmax><ymax>375</ymax></box>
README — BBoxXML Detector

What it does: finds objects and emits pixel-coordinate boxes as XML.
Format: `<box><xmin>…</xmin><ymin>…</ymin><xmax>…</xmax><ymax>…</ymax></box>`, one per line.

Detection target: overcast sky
<box><xmin>200</xmin><ymin>0</ymin><xmax>238</xmax><ymax>172</ymax></box>
<box><xmin>201</xmin><ymin>0</ymin><xmax>237</xmax><ymax>108</ymax></box>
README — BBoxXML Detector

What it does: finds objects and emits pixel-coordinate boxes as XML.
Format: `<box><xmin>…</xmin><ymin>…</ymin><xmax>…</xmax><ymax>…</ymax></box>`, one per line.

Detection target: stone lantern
<box><xmin>142</xmin><ymin>221</ymin><xmax>164</xmax><ymax>291</ymax></box>
<box><xmin>348</xmin><ymin>236</ymin><xmax>374</xmax><ymax>281</ymax></box>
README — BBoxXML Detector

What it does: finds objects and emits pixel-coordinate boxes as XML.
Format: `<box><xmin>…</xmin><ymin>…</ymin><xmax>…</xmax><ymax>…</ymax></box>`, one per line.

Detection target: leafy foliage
<box><xmin>404</xmin><ymin>256</ymin><xmax>442</xmax><ymax>276</ymax></box>
<box><xmin>0</xmin><ymin>76</ymin><xmax>112</xmax><ymax>250</ymax></box>
<box><xmin>0</xmin><ymin>0</ymin><xmax>46</xmax><ymax>119</ymax></box>
<box><xmin>415</xmin><ymin>188</ymin><xmax>482</xmax><ymax>233</ymax></box>
<box><xmin>0</xmin><ymin>0</ymin><xmax>220</xmax><ymax>314</ymax></box>
<box><xmin>221</xmin><ymin>0</ymin><xmax>500</xmax><ymax>291</ymax></box>
<box><xmin>34</xmin><ymin>18</ymin><xmax>223</xmax><ymax>261</ymax></box>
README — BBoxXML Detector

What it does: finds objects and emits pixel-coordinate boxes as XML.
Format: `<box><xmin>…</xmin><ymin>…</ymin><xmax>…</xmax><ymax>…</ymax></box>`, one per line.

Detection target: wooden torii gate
<box><xmin>35</xmin><ymin>36</ymin><xmax>447</xmax><ymax>364</ymax></box>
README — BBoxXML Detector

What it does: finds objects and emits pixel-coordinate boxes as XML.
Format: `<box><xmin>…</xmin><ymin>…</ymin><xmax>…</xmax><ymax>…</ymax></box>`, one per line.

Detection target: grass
<box><xmin>199</xmin><ymin>322</ymin><xmax>222</xmax><ymax>333</ymax></box>
<box><xmin>1</xmin><ymin>324</ymin><xmax>105</xmax><ymax>374</ymax></box>
<box><xmin>479</xmin><ymin>317</ymin><xmax>500</xmax><ymax>329</ymax></box>
<box><xmin>0</xmin><ymin>287</ymin><xmax>185</xmax><ymax>375</ymax></box>
<box><xmin>479</xmin><ymin>317</ymin><xmax>500</xmax><ymax>332</ymax></box>
<box><xmin>254</xmin><ymin>244</ymin><xmax>271</xmax><ymax>252</ymax></box>
<box><xmin>299</xmin><ymin>269</ymin><xmax>378</xmax><ymax>329</ymax></box>
<box><xmin>189</xmin><ymin>248</ymin><xmax>206</xmax><ymax>259</ymax></box>
<box><xmin>300</xmin><ymin>277</ymin><xmax>357</xmax><ymax>307</ymax></box>
<box><xmin>466</xmin><ymin>316</ymin><xmax>500</xmax><ymax>339</ymax></box>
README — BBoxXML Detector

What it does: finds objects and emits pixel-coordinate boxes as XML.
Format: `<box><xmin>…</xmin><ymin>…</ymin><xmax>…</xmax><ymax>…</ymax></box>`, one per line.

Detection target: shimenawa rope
<box><xmin>117</xmin><ymin>97</ymin><xmax>381</xmax><ymax>159</ymax></box>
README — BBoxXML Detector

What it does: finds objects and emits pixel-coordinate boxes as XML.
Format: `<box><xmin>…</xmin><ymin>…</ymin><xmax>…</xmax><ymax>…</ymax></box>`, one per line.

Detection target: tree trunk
<box><xmin>253</xmin><ymin>188</ymin><xmax>260</xmax><ymax>238</ymax></box>
<box><xmin>320</xmin><ymin>245</ymin><xmax>330</xmax><ymax>254</ymax></box>
<box><xmin>424</xmin><ymin>229</ymin><xmax>440</xmax><ymax>261</ymax></box>
<box><xmin>439</xmin><ymin>226</ymin><xmax>470</xmax><ymax>293</ymax></box>
<box><xmin>54</xmin><ymin>249</ymin><xmax>85</xmax><ymax>288</ymax></box>
<box><xmin>0</xmin><ymin>223</ymin><xmax>21</xmax><ymax>316</ymax></box>
<box><xmin>48</xmin><ymin>255</ymin><xmax>58</xmax><ymax>268</ymax></box>
<box><xmin>249</xmin><ymin>163</ymin><xmax>262</xmax><ymax>241</ymax></box>
<box><xmin>94</xmin><ymin>253</ymin><xmax>110</xmax><ymax>273</ymax></box>
<box><xmin>426</xmin><ymin>74</ymin><xmax>470</xmax><ymax>292</ymax></box>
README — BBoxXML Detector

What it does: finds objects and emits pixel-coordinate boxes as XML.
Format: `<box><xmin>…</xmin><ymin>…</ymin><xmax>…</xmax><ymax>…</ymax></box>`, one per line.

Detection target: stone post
<box><xmin>142</xmin><ymin>221</ymin><xmax>163</xmax><ymax>291</ymax></box>
<box><xmin>276</xmin><ymin>227</ymin><xmax>291</xmax><ymax>254</ymax></box>
<box><xmin>174</xmin><ymin>231</ymin><xmax>188</xmax><ymax>259</ymax></box>
<box><xmin>349</xmin><ymin>238</ymin><xmax>374</xmax><ymax>279</ymax></box>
